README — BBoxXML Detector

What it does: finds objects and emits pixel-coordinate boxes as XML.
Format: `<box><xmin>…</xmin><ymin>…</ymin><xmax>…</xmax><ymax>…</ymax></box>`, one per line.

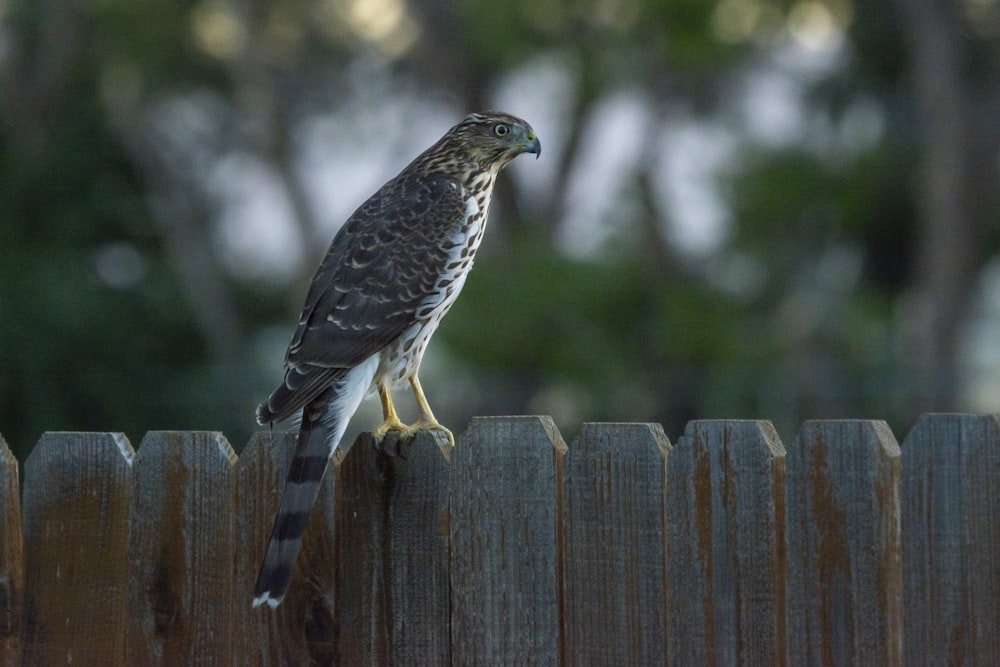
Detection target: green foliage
<box><xmin>1</xmin><ymin>0</ymin><xmax>996</xmax><ymax>452</ymax></box>
<box><xmin>730</xmin><ymin>144</ymin><xmax>914</xmax><ymax>294</ymax></box>
<box><xmin>440</xmin><ymin>230</ymin><xmax>756</xmax><ymax>433</ymax></box>
<box><xmin>0</xmin><ymin>0</ymin><xmax>222</xmax><ymax>455</ymax></box>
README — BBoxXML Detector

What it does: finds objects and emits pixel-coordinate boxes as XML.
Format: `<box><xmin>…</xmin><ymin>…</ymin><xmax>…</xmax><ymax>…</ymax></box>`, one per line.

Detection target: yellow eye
<box><xmin>493</xmin><ymin>123</ymin><xmax>510</xmax><ymax>137</ymax></box>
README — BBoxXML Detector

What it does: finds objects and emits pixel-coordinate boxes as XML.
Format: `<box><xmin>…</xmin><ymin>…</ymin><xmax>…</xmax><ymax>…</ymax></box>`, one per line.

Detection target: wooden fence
<box><xmin>0</xmin><ymin>414</ymin><xmax>997</xmax><ymax>665</ymax></box>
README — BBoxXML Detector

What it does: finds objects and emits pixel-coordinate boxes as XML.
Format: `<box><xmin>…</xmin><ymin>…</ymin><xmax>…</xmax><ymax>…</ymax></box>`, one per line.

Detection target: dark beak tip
<box><xmin>529</xmin><ymin>138</ymin><xmax>541</xmax><ymax>159</ymax></box>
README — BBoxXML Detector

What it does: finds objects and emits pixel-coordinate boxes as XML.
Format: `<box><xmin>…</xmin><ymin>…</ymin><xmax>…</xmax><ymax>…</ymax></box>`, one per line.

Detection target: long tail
<box><xmin>252</xmin><ymin>358</ymin><xmax>378</xmax><ymax>608</ymax></box>
<box><xmin>252</xmin><ymin>391</ymin><xmax>335</xmax><ymax>607</ymax></box>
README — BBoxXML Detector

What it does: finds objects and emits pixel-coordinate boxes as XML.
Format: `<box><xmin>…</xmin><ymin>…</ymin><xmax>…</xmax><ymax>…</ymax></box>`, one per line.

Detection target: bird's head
<box><xmin>447</xmin><ymin>111</ymin><xmax>540</xmax><ymax>169</ymax></box>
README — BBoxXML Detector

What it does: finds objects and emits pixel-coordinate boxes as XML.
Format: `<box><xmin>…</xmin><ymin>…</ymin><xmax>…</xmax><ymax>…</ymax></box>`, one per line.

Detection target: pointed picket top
<box><xmin>666</xmin><ymin>420</ymin><xmax>787</xmax><ymax>666</ymax></box>
<box><xmin>20</xmin><ymin>432</ymin><xmax>135</xmax><ymax>666</ymax></box>
<box><xmin>901</xmin><ymin>413</ymin><xmax>1000</xmax><ymax>664</ymax></box>
<box><xmin>336</xmin><ymin>430</ymin><xmax>451</xmax><ymax>665</ymax></box>
<box><xmin>234</xmin><ymin>430</ymin><xmax>338</xmax><ymax>666</ymax></box>
<box><xmin>124</xmin><ymin>431</ymin><xmax>237</xmax><ymax>665</ymax></box>
<box><xmin>786</xmin><ymin>420</ymin><xmax>902</xmax><ymax>666</ymax></box>
<box><xmin>450</xmin><ymin>416</ymin><xmax>566</xmax><ymax>666</ymax></box>
<box><xmin>562</xmin><ymin>422</ymin><xmax>670</xmax><ymax>664</ymax></box>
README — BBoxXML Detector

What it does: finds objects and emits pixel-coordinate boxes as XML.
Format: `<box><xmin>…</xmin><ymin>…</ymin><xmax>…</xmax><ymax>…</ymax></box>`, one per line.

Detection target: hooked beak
<box><xmin>523</xmin><ymin>133</ymin><xmax>541</xmax><ymax>159</ymax></box>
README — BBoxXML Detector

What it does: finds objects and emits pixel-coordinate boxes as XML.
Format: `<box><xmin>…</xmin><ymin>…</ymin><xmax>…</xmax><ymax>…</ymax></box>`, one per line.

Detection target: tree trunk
<box><xmin>896</xmin><ymin>0</ymin><xmax>993</xmax><ymax>410</ymax></box>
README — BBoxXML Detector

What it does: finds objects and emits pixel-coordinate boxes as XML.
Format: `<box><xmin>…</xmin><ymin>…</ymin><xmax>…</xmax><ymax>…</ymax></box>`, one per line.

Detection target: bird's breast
<box><xmin>375</xmin><ymin>179</ymin><xmax>494</xmax><ymax>387</ymax></box>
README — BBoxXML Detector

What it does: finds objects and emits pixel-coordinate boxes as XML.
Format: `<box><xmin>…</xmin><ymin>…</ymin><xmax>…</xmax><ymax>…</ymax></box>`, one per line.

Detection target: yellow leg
<box><xmin>409</xmin><ymin>375</ymin><xmax>455</xmax><ymax>446</ymax></box>
<box><xmin>371</xmin><ymin>382</ymin><xmax>407</xmax><ymax>441</ymax></box>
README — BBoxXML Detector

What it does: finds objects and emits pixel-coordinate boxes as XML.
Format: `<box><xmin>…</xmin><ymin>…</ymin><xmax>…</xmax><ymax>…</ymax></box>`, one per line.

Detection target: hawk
<box><xmin>253</xmin><ymin>111</ymin><xmax>540</xmax><ymax>607</ymax></box>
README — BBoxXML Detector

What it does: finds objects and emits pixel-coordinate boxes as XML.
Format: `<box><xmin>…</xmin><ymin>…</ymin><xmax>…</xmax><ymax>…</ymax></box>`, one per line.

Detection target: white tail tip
<box><xmin>252</xmin><ymin>593</ymin><xmax>282</xmax><ymax>609</ymax></box>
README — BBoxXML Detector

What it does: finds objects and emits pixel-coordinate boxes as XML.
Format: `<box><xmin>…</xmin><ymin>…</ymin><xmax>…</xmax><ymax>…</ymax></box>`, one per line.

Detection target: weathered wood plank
<box><xmin>561</xmin><ymin>422</ymin><xmax>670</xmax><ymax>664</ymax></box>
<box><xmin>786</xmin><ymin>420</ymin><xmax>901</xmax><ymax>666</ymax></box>
<box><xmin>124</xmin><ymin>431</ymin><xmax>237</xmax><ymax>665</ymax></box>
<box><xmin>236</xmin><ymin>430</ymin><xmax>338</xmax><ymax>666</ymax></box>
<box><xmin>336</xmin><ymin>431</ymin><xmax>451</xmax><ymax>665</ymax></box>
<box><xmin>902</xmin><ymin>413</ymin><xmax>1000</xmax><ymax>665</ymax></box>
<box><xmin>450</xmin><ymin>416</ymin><xmax>565</xmax><ymax>666</ymax></box>
<box><xmin>0</xmin><ymin>434</ymin><xmax>22</xmax><ymax>665</ymax></box>
<box><xmin>665</xmin><ymin>420</ymin><xmax>787</xmax><ymax>666</ymax></box>
<box><xmin>20</xmin><ymin>432</ymin><xmax>134</xmax><ymax>665</ymax></box>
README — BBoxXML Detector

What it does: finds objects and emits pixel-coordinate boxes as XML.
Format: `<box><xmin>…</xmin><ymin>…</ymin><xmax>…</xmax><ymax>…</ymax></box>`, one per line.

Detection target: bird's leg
<box><xmin>407</xmin><ymin>375</ymin><xmax>455</xmax><ymax>446</ymax></box>
<box><xmin>371</xmin><ymin>382</ymin><xmax>408</xmax><ymax>442</ymax></box>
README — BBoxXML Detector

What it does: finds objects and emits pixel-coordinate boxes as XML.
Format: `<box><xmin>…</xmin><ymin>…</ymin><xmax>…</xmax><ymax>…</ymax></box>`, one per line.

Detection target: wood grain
<box><xmin>4</xmin><ymin>415</ymin><xmax>999</xmax><ymax>662</ymax></box>
<box><xmin>20</xmin><ymin>432</ymin><xmax>134</xmax><ymax>665</ymax></box>
<box><xmin>449</xmin><ymin>416</ymin><xmax>566</xmax><ymax>666</ymax></box>
<box><xmin>561</xmin><ymin>422</ymin><xmax>670</xmax><ymax>665</ymax></box>
<box><xmin>786</xmin><ymin>420</ymin><xmax>901</xmax><ymax>666</ymax></box>
<box><xmin>666</xmin><ymin>419</ymin><xmax>787</xmax><ymax>666</ymax></box>
<box><xmin>124</xmin><ymin>431</ymin><xmax>237</xmax><ymax>665</ymax></box>
<box><xmin>236</xmin><ymin>430</ymin><xmax>340</xmax><ymax>666</ymax></box>
<box><xmin>0</xmin><ymin>434</ymin><xmax>22</xmax><ymax>665</ymax></box>
<box><xmin>902</xmin><ymin>413</ymin><xmax>1000</xmax><ymax>665</ymax></box>
<box><xmin>335</xmin><ymin>430</ymin><xmax>451</xmax><ymax>666</ymax></box>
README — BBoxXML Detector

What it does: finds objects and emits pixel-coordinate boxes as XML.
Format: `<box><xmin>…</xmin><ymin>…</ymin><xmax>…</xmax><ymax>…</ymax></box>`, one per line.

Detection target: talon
<box><xmin>372</xmin><ymin>427</ymin><xmax>406</xmax><ymax>457</ymax></box>
<box><xmin>407</xmin><ymin>419</ymin><xmax>455</xmax><ymax>447</ymax></box>
<box><xmin>371</xmin><ymin>416</ymin><xmax>407</xmax><ymax>442</ymax></box>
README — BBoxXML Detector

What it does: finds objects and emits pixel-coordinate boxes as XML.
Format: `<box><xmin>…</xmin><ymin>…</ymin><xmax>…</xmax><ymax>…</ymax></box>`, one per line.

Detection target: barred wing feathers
<box><xmin>257</xmin><ymin>172</ymin><xmax>466</xmax><ymax>425</ymax></box>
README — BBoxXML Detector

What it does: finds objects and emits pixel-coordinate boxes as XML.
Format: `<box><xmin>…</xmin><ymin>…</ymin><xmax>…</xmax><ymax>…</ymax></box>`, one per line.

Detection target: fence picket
<box><xmin>0</xmin><ymin>434</ymin><xmax>22</xmax><ymax>665</ymax></box>
<box><xmin>124</xmin><ymin>431</ymin><xmax>237</xmax><ymax>665</ymax></box>
<box><xmin>335</xmin><ymin>431</ymin><xmax>451</xmax><ymax>666</ymax></box>
<box><xmin>449</xmin><ymin>416</ymin><xmax>566</xmax><ymax>666</ymax></box>
<box><xmin>561</xmin><ymin>422</ymin><xmax>670</xmax><ymax>664</ymax></box>
<box><xmin>902</xmin><ymin>413</ymin><xmax>1000</xmax><ymax>664</ymax></box>
<box><xmin>236</xmin><ymin>430</ymin><xmax>339</xmax><ymax>666</ymax></box>
<box><xmin>665</xmin><ymin>420</ymin><xmax>787</xmax><ymax>666</ymax></box>
<box><xmin>786</xmin><ymin>420</ymin><xmax>902</xmax><ymax>666</ymax></box>
<box><xmin>20</xmin><ymin>432</ymin><xmax>134</xmax><ymax>665</ymax></box>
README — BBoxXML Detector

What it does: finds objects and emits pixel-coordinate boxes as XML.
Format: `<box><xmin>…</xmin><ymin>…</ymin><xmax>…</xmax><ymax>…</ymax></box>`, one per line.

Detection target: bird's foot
<box><xmin>371</xmin><ymin>416</ymin><xmax>409</xmax><ymax>455</ymax></box>
<box><xmin>371</xmin><ymin>416</ymin><xmax>454</xmax><ymax>454</ymax></box>
<box><xmin>371</xmin><ymin>415</ymin><xmax>408</xmax><ymax>440</ymax></box>
<box><xmin>406</xmin><ymin>418</ymin><xmax>455</xmax><ymax>448</ymax></box>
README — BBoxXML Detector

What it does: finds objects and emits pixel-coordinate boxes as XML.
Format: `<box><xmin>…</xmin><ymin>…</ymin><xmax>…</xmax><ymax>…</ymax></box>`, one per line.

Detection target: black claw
<box><xmin>372</xmin><ymin>430</ymin><xmax>407</xmax><ymax>458</ymax></box>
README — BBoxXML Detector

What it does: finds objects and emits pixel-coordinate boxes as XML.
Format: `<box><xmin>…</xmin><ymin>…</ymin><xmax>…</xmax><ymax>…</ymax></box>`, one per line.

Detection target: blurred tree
<box><xmin>0</xmin><ymin>0</ymin><xmax>997</xmax><ymax>456</ymax></box>
<box><xmin>891</xmin><ymin>0</ymin><xmax>1000</xmax><ymax>409</ymax></box>
<box><xmin>433</xmin><ymin>0</ymin><xmax>1000</xmax><ymax>436</ymax></box>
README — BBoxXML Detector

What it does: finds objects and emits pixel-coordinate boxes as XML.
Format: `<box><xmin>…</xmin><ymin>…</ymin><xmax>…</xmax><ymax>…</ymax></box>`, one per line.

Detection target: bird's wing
<box><xmin>261</xmin><ymin>172</ymin><xmax>466</xmax><ymax>422</ymax></box>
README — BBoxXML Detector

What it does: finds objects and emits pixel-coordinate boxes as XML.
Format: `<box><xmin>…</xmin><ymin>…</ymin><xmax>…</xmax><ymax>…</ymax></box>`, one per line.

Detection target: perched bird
<box><xmin>253</xmin><ymin>111</ymin><xmax>540</xmax><ymax>607</ymax></box>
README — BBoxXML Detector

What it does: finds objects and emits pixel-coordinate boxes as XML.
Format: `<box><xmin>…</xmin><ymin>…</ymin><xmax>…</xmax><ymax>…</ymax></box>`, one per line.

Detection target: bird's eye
<box><xmin>493</xmin><ymin>123</ymin><xmax>510</xmax><ymax>137</ymax></box>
